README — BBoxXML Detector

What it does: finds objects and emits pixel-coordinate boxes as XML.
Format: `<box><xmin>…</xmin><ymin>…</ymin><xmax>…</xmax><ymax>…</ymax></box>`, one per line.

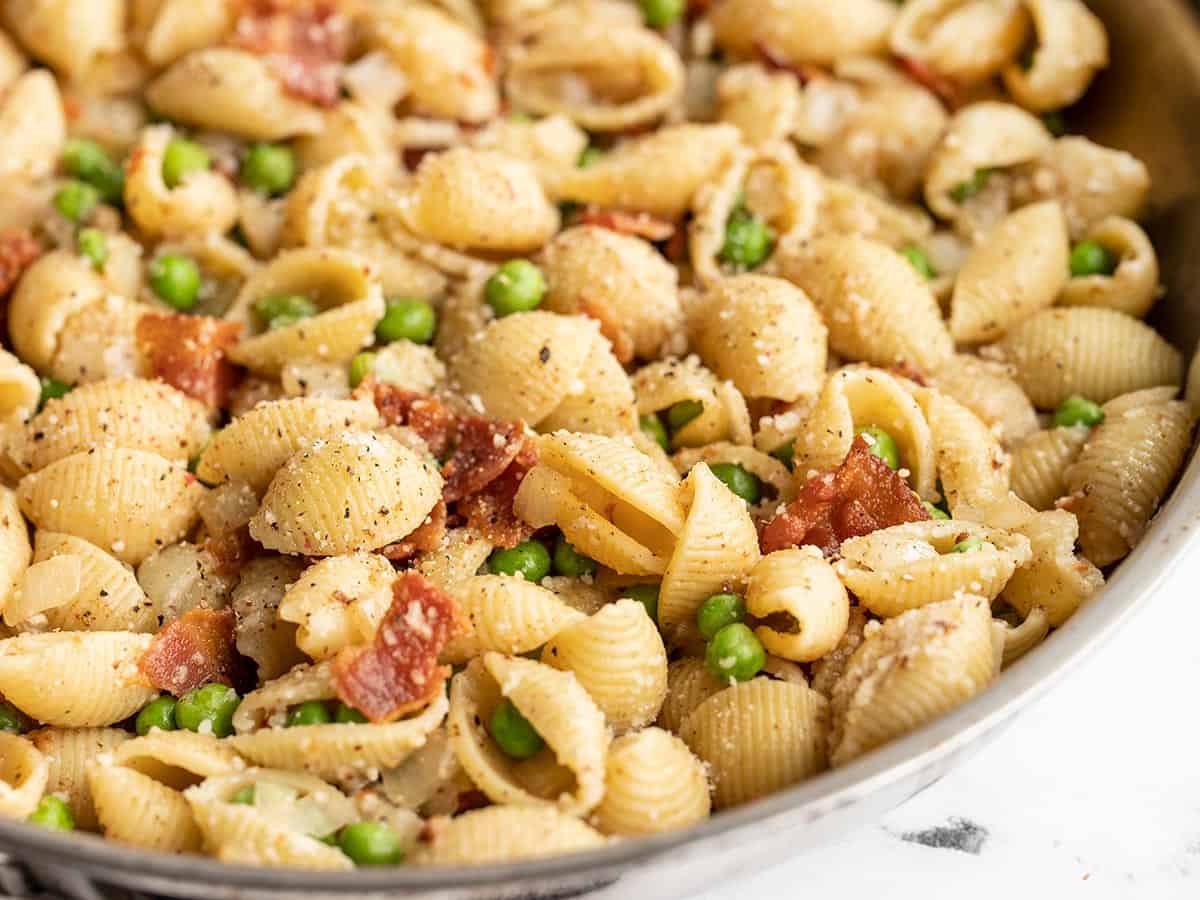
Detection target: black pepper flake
<box><xmin>538</xmin><ymin>346</ymin><xmax>551</xmax><ymax>363</ymax></box>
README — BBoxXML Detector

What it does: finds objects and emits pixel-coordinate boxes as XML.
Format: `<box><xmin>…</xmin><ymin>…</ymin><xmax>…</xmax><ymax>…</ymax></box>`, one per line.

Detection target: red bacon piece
<box><xmin>333</xmin><ymin>572</ymin><xmax>461</xmax><ymax>723</ymax></box>
<box><xmin>203</xmin><ymin>527</ymin><xmax>256</xmax><ymax>579</ymax></box>
<box><xmin>441</xmin><ymin>417</ymin><xmax>529</xmax><ymax>503</ymax></box>
<box><xmin>0</xmin><ymin>229</ymin><xmax>41</xmax><ymax>298</ymax></box>
<box><xmin>576</xmin><ymin>208</ymin><xmax>676</xmax><ymax>243</ymax></box>
<box><xmin>372</xmin><ymin>385</ymin><xmax>458</xmax><ymax>458</ymax></box>
<box><xmin>457</xmin><ymin>436</ymin><xmax>537</xmax><ymax>548</ymax></box>
<box><xmin>136</xmin><ymin>313</ymin><xmax>242</xmax><ymax>412</ymax></box>
<box><xmin>380</xmin><ymin>499</ymin><xmax>448</xmax><ymax>562</ymax></box>
<box><xmin>140</xmin><ymin>608</ymin><xmax>239</xmax><ymax>697</ymax></box>
<box><xmin>230</xmin><ymin>0</ymin><xmax>352</xmax><ymax>107</ymax></box>
<box><xmin>759</xmin><ymin>435</ymin><xmax>929</xmax><ymax>556</ymax></box>
<box><xmin>894</xmin><ymin>55</ymin><xmax>962</xmax><ymax>109</ymax></box>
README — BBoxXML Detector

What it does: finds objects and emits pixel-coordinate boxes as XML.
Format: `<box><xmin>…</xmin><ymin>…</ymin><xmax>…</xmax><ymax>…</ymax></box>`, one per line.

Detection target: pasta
<box><xmin>746</xmin><ymin>548</ymin><xmax>849</xmax><ymax>662</ymax></box>
<box><xmin>0</xmin><ymin>733</ymin><xmax>47</xmax><ymax>819</ymax></box>
<box><xmin>592</xmin><ymin>728</ymin><xmax>710</xmax><ymax>836</ymax></box>
<box><xmin>28</xmin><ymin>727</ymin><xmax>129</xmax><ymax>831</ymax></box>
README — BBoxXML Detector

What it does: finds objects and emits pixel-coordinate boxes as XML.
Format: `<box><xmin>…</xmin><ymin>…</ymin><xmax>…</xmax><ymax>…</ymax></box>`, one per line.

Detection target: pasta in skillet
<box><xmin>0</xmin><ymin>0</ymin><xmax>1192</xmax><ymax>873</ymax></box>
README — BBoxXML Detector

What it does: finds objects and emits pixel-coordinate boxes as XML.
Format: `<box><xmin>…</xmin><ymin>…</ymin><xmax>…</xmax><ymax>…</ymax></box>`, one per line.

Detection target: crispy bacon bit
<box><xmin>576</xmin><ymin>208</ymin><xmax>676</xmax><ymax>243</ymax></box>
<box><xmin>894</xmin><ymin>55</ymin><xmax>962</xmax><ymax>109</ymax></box>
<box><xmin>373</xmin><ymin>385</ymin><xmax>458</xmax><ymax>458</ymax></box>
<box><xmin>230</xmin><ymin>0</ymin><xmax>352</xmax><ymax>107</ymax></box>
<box><xmin>381</xmin><ymin>500</ymin><xmax>448</xmax><ymax>562</ymax></box>
<box><xmin>442</xmin><ymin>417</ymin><xmax>529</xmax><ymax>503</ymax></box>
<box><xmin>754</xmin><ymin>43</ymin><xmax>828</xmax><ymax>85</ymax></box>
<box><xmin>204</xmin><ymin>527</ymin><xmax>256</xmax><ymax>578</ymax></box>
<box><xmin>136</xmin><ymin>313</ymin><xmax>242</xmax><ymax>411</ymax></box>
<box><xmin>333</xmin><ymin>572</ymin><xmax>461</xmax><ymax>723</ymax></box>
<box><xmin>0</xmin><ymin>229</ymin><xmax>41</xmax><ymax>298</ymax></box>
<box><xmin>458</xmin><ymin>436</ymin><xmax>538</xmax><ymax>548</ymax></box>
<box><xmin>140</xmin><ymin>608</ymin><xmax>239</xmax><ymax>697</ymax></box>
<box><xmin>760</xmin><ymin>436</ymin><xmax>929</xmax><ymax>556</ymax></box>
<box><xmin>454</xmin><ymin>790</ymin><xmax>490</xmax><ymax>814</ymax></box>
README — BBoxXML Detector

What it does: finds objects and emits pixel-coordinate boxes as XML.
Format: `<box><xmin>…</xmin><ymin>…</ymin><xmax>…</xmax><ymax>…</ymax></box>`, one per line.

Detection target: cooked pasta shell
<box><xmin>0</xmin><ymin>733</ymin><xmax>47</xmax><ymax>819</ymax></box>
<box><xmin>0</xmin><ymin>632</ymin><xmax>156</xmax><ymax>727</ymax></box>
<box><xmin>993</xmin><ymin>606</ymin><xmax>1050</xmax><ymax>668</ymax></box>
<box><xmin>278</xmin><ymin>552</ymin><xmax>397</xmax><ymax>661</ymax></box>
<box><xmin>711</xmin><ymin>0</ymin><xmax>896</xmax><ymax>66</ymax></box>
<box><xmin>416</xmin><ymin>527</ymin><xmax>495</xmax><ymax>592</ymax></box>
<box><xmin>633</xmin><ymin>357</ymin><xmax>752</xmax><ymax>449</ymax></box>
<box><xmin>537</xmin><ymin>331</ymin><xmax>637</xmax><ymax>436</ymax></box>
<box><xmin>1009</xmin><ymin>425</ymin><xmax>1090</xmax><ymax>511</ymax></box>
<box><xmin>670</xmin><ymin>442</ymin><xmax>793</xmax><ymax>519</ymax></box>
<box><xmin>131</xmin><ymin>0</ymin><xmax>232</xmax><ymax>67</ymax></box>
<box><xmin>541</xmin><ymin>599</ymin><xmax>668</xmax><ymax>733</ymax></box>
<box><xmin>0</xmin><ymin>485</ymin><xmax>30</xmax><ymax>626</ymax></box>
<box><xmin>0</xmin><ymin>347</ymin><xmax>39</xmax><ymax>419</ymax></box>
<box><xmin>250</xmin><ymin>431</ymin><xmax>443</xmax><ymax>556</ymax></box>
<box><xmin>809</xmin><ymin>606</ymin><xmax>870</xmax><ymax>697</ymax></box>
<box><xmin>681</xmin><ymin>678</ymin><xmax>828</xmax><ymax>809</ymax></box>
<box><xmin>416</xmin><ymin>806</ymin><xmax>606</xmax><ymax>864</ymax></box>
<box><xmin>442</xmin><ymin>575</ymin><xmax>585</xmax><ymax>665</ymax></box>
<box><xmin>593</xmin><ymin>727</ymin><xmax>710</xmax><ymax>836</ymax></box>
<box><xmin>5</xmin><ymin>0</ymin><xmax>123</xmax><ymax>80</ymax></box>
<box><xmin>1001</xmin><ymin>0</ymin><xmax>1107</xmax><ymax>112</ymax></box>
<box><xmin>27</xmin><ymin>727</ymin><xmax>129</xmax><ymax>831</ymax></box>
<box><xmin>716</xmin><ymin>64</ymin><xmax>802</xmax><ymax>149</ymax></box>
<box><xmin>746</xmin><ymin>549</ymin><xmax>849</xmax><ymax>661</ymax></box>
<box><xmin>916</xmin><ymin>388</ymin><xmax>1010</xmax><ymax>515</ymax></box>
<box><xmin>929</xmin><ymin>354</ymin><xmax>1039</xmax><ymax>446</ymax></box>
<box><xmin>1058</xmin><ymin>217</ymin><xmax>1160</xmax><ymax>319</ymax></box>
<box><xmin>88</xmin><ymin>763</ymin><xmax>202</xmax><ymax>852</ymax></box>
<box><xmin>657</xmin><ymin>657</ymin><xmax>724</xmax><ymax>736</ymax></box>
<box><xmin>891</xmin><ymin>0</ymin><xmax>1030</xmax><ymax>85</ymax></box>
<box><xmin>7</xmin><ymin>250</ymin><xmax>108</xmax><ymax>372</ymax></box>
<box><xmin>468</xmin><ymin>113</ymin><xmax>589</xmax><ymax>190</ymax></box>
<box><xmin>829</xmin><ymin>594</ymin><xmax>996</xmax><ymax>766</ymax></box>
<box><xmin>814</xmin><ymin>174</ymin><xmax>934</xmax><ymax>248</ymax></box>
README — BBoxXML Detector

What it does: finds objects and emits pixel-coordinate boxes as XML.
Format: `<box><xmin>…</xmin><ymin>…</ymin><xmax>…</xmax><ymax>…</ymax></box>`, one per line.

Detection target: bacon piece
<box><xmin>230</xmin><ymin>0</ymin><xmax>352</xmax><ymax>107</ymax></box>
<box><xmin>442</xmin><ymin>417</ymin><xmax>529</xmax><ymax>503</ymax></box>
<box><xmin>576</xmin><ymin>208</ymin><xmax>676</xmax><ymax>243</ymax></box>
<box><xmin>380</xmin><ymin>499</ymin><xmax>448</xmax><ymax>562</ymax></box>
<box><xmin>759</xmin><ymin>435</ymin><xmax>929</xmax><ymax>556</ymax></box>
<box><xmin>136</xmin><ymin>313</ymin><xmax>242</xmax><ymax>412</ymax></box>
<box><xmin>894</xmin><ymin>55</ymin><xmax>962</xmax><ymax>109</ymax></box>
<box><xmin>457</xmin><ymin>436</ymin><xmax>538</xmax><ymax>548</ymax></box>
<box><xmin>140</xmin><ymin>608</ymin><xmax>239</xmax><ymax>697</ymax></box>
<box><xmin>203</xmin><ymin>527</ymin><xmax>256</xmax><ymax>579</ymax></box>
<box><xmin>0</xmin><ymin>229</ymin><xmax>41</xmax><ymax>298</ymax></box>
<box><xmin>333</xmin><ymin>572</ymin><xmax>461</xmax><ymax>723</ymax></box>
<box><xmin>755</xmin><ymin>43</ymin><xmax>828</xmax><ymax>85</ymax></box>
<box><xmin>372</xmin><ymin>385</ymin><xmax>458</xmax><ymax>458</ymax></box>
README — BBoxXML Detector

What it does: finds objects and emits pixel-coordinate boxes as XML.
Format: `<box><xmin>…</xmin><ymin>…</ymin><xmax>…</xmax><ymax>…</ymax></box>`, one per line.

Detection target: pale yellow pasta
<box><xmin>658</xmin><ymin>463</ymin><xmax>759</xmax><ymax>643</ymax></box>
<box><xmin>992</xmin><ymin>307</ymin><xmax>1184</xmax><ymax>409</ymax></box>
<box><xmin>0</xmin><ymin>733</ymin><xmax>47</xmax><ymax>819</ymax></box>
<box><xmin>711</xmin><ymin>0</ymin><xmax>896</xmax><ymax>66</ymax></box>
<box><xmin>829</xmin><ymin>594</ymin><xmax>996</xmax><ymax>766</ymax></box>
<box><xmin>541</xmin><ymin>598</ymin><xmax>668</xmax><ymax>733</ymax></box>
<box><xmin>27</xmin><ymin>727</ymin><xmax>128</xmax><ymax>831</ymax></box>
<box><xmin>0</xmin><ymin>69</ymin><xmax>65</xmax><ymax>179</ymax></box>
<box><xmin>416</xmin><ymin>527</ymin><xmax>495</xmax><ymax>592</ymax></box>
<box><xmin>776</xmin><ymin>234</ymin><xmax>953</xmax><ymax>373</ymax></box>
<box><xmin>442</xmin><ymin>575</ymin><xmax>584</xmax><ymax>665</ymax></box>
<box><xmin>532</xmin><ymin>330</ymin><xmax>637</xmax><ymax>437</ymax></box>
<box><xmin>49</xmin><ymin>294</ymin><xmax>149</xmax><ymax>386</ymax></box>
<box><xmin>949</xmin><ymin>202</ymin><xmax>1069</xmax><ymax>344</ymax></box>
<box><xmin>0</xmin><ymin>632</ymin><xmax>156</xmax><ymax>727</ymax></box>
<box><xmin>131</xmin><ymin>0</ymin><xmax>232</xmax><ymax>67</ymax></box>
<box><xmin>812</xmin><ymin>174</ymin><xmax>935</xmax><ymax>248</ymax></box>
<box><xmin>809</xmin><ymin>606</ymin><xmax>870</xmax><ymax>697</ymax></box>
<box><xmin>197</xmin><ymin>396</ymin><xmax>380</xmax><ymax>492</ymax></box>
<box><xmin>1009</xmin><ymin>425</ymin><xmax>1090</xmax><ymax>511</ymax></box>
<box><xmin>746</xmin><ymin>548</ymin><xmax>849</xmax><ymax>662</ymax></box>
<box><xmin>7</xmin><ymin>251</ymin><xmax>107</xmax><ymax>373</ymax></box>
<box><xmin>929</xmin><ymin>354</ymin><xmax>1039</xmax><ymax>446</ymax></box>
<box><xmin>1065</xmin><ymin>389</ymin><xmax>1194</xmax><ymax>568</ymax></box>
<box><xmin>277</xmin><ymin>553</ymin><xmax>396</xmax><ymax>661</ymax></box>
<box><xmin>1001</xmin><ymin>0</ymin><xmax>1107</xmax><ymax>112</ymax></box>
<box><xmin>416</xmin><ymin>805</ymin><xmax>606</xmax><ymax>865</ymax></box>
<box><xmin>0</xmin><ymin>485</ymin><xmax>29</xmax><ymax>625</ymax></box>
<box><xmin>447</xmin><ymin>653</ymin><xmax>608</xmax><ymax>816</ymax></box>
<box><xmin>716</xmin><ymin>64</ymin><xmax>802</xmax><ymax>149</ymax></box>
<box><xmin>124</xmin><ymin>125</ymin><xmax>239</xmax><ymax>239</ymax></box>
<box><xmin>1058</xmin><ymin>217</ymin><xmax>1160</xmax><ymax>318</ymax></box>
<box><xmin>4</xmin><ymin>0</ymin><xmax>123</xmax><ymax>80</ymax></box>
<box><xmin>633</xmin><ymin>357</ymin><xmax>752</xmax><ymax>449</ymax></box>
<box><xmin>670</xmin><ymin>443</ymin><xmax>793</xmax><ymax>519</ymax></box>
<box><xmin>688</xmin><ymin>274</ymin><xmax>827</xmax><ymax>403</ymax></box>
<box><xmin>993</xmin><ymin>606</ymin><xmax>1050</xmax><ymax>668</ymax></box>
<box><xmin>837</xmin><ymin>520</ymin><xmax>1031</xmax><ymax>617</ymax></box>
<box><xmin>0</xmin><ymin>29</ymin><xmax>22</xmax><ymax>94</ymax></box>
<box><xmin>891</xmin><ymin>0</ymin><xmax>1029</xmax><ymax>84</ymax></box>
<box><xmin>681</xmin><ymin>678</ymin><xmax>828</xmax><ymax>809</ymax></box>
<box><xmin>250</xmin><ymin>431</ymin><xmax>442</xmax><ymax>556</ymax></box>
<box><xmin>593</xmin><ymin>727</ymin><xmax>710</xmax><ymax>836</ymax></box>
<box><xmin>468</xmin><ymin>114</ymin><xmax>588</xmax><ymax>190</ymax></box>
<box><xmin>657</xmin><ymin>657</ymin><xmax>724</xmax><ymax>735</ymax></box>
<box><xmin>0</xmin><ymin>347</ymin><xmax>38</xmax><ymax>420</ymax></box>
<box><xmin>916</xmin><ymin>388</ymin><xmax>1011</xmax><ymax>515</ymax></box>
<box><xmin>145</xmin><ymin>49</ymin><xmax>324</xmax><ymax>140</ymax></box>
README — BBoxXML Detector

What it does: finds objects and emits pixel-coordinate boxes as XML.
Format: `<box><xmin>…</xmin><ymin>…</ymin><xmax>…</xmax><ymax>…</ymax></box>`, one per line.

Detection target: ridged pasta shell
<box><xmin>916</xmin><ymin>388</ymin><xmax>1010</xmax><ymax>515</ymax></box>
<box><xmin>28</xmin><ymin>727</ymin><xmax>129</xmax><ymax>831</ymax></box>
<box><xmin>0</xmin><ymin>69</ymin><xmax>65</xmax><ymax>180</ymax></box>
<box><xmin>829</xmin><ymin>594</ymin><xmax>996</xmax><ymax>766</ymax></box>
<box><xmin>1009</xmin><ymin>426</ymin><xmax>1090</xmax><ymax>511</ymax></box>
<box><xmin>88</xmin><ymin>763</ymin><xmax>202</xmax><ymax>852</ymax></box>
<box><xmin>710</xmin><ymin>0</ymin><xmax>896</xmax><ymax>66</ymax></box>
<box><xmin>0</xmin><ymin>733</ymin><xmax>48</xmax><ymax>819</ymax></box>
<box><xmin>416</xmin><ymin>527</ymin><xmax>495</xmax><ymax>592</ymax></box>
<box><xmin>747</xmin><ymin>549</ymin><xmax>850</xmax><ymax>661</ymax></box>
<box><xmin>132</xmin><ymin>0</ymin><xmax>232</xmax><ymax>67</ymax></box>
<box><xmin>670</xmin><ymin>442</ymin><xmax>793</xmax><ymax>519</ymax></box>
<box><xmin>443</xmin><ymin>575</ymin><xmax>585</xmax><ymax>665</ymax></box>
<box><xmin>416</xmin><ymin>806</ymin><xmax>606</xmax><ymax>864</ymax></box>
<box><xmin>7</xmin><ymin>250</ymin><xmax>107</xmax><ymax>371</ymax></box>
<box><xmin>197</xmin><ymin>396</ymin><xmax>380</xmax><ymax>492</ymax></box>
<box><xmin>681</xmin><ymin>678</ymin><xmax>829</xmax><ymax>809</ymax></box>
<box><xmin>0</xmin><ymin>485</ymin><xmax>30</xmax><ymax>625</ymax></box>
<box><xmin>891</xmin><ymin>0</ymin><xmax>1030</xmax><ymax>85</ymax></box>
<box><xmin>593</xmin><ymin>727</ymin><xmax>710</xmax><ymax>836</ymax></box>
<box><xmin>277</xmin><ymin>553</ymin><xmax>395</xmax><ymax>661</ymax></box>
<box><xmin>24</xmin><ymin>532</ymin><xmax>152</xmax><ymax>632</ymax></box>
<box><xmin>250</xmin><ymin>431</ymin><xmax>443</xmax><ymax>556</ymax></box>
<box><xmin>657</xmin><ymin>657</ymin><xmax>724</xmax><ymax>735</ymax></box>
<box><xmin>17</xmin><ymin>448</ymin><xmax>204</xmax><ymax>565</ymax></box>
<box><xmin>633</xmin><ymin>357</ymin><xmax>750</xmax><ymax>449</ymax></box>
<box><xmin>526</xmin><ymin>330</ymin><xmax>636</xmax><ymax>437</ymax></box>
<box><xmin>0</xmin><ymin>632</ymin><xmax>156</xmax><ymax>727</ymax></box>
<box><xmin>1000</xmin><ymin>0</ymin><xmax>1107</xmax><ymax>112</ymax></box>
<box><xmin>929</xmin><ymin>354</ymin><xmax>1039</xmax><ymax>446</ymax></box>
<box><xmin>0</xmin><ymin>348</ymin><xmax>45</xmax><ymax>419</ymax></box>
<box><xmin>541</xmin><ymin>599</ymin><xmax>668</xmax><ymax>733</ymax></box>
<box><xmin>1058</xmin><ymin>216</ymin><xmax>1160</xmax><ymax>319</ymax></box>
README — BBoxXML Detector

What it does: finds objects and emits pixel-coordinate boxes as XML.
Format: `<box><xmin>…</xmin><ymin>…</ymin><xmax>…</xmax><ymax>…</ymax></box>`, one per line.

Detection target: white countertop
<box><xmin>695</xmin><ymin>547</ymin><xmax>1200</xmax><ymax>900</ymax></box>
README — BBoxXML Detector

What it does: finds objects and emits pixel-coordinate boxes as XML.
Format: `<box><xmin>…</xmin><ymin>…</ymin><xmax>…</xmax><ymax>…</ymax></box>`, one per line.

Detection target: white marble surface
<box><xmin>695</xmin><ymin>549</ymin><xmax>1200</xmax><ymax>900</ymax></box>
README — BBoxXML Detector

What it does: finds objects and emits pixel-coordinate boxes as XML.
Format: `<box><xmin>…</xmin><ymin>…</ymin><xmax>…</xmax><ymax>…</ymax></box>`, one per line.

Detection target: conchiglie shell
<box><xmin>0</xmin><ymin>485</ymin><xmax>30</xmax><ymax>623</ymax></box>
<box><xmin>541</xmin><ymin>599</ymin><xmax>668</xmax><ymax>733</ymax></box>
<box><xmin>890</xmin><ymin>0</ymin><xmax>1030</xmax><ymax>85</ymax></box>
<box><xmin>132</xmin><ymin>0</ymin><xmax>232</xmax><ymax>67</ymax></box>
<box><xmin>657</xmin><ymin>657</ymin><xmax>724</xmax><ymax>735</ymax></box>
<box><xmin>710</xmin><ymin>0</ymin><xmax>896</xmax><ymax>66</ymax></box>
<box><xmin>0</xmin><ymin>70</ymin><xmax>65</xmax><ymax>181</ymax></box>
<box><xmin>715</xmin><ymin>64</ymin><xmax>802</xmax><ymax>149</ymax></box>
<box><xmin>632</xmin><ymin>357</ymin><xmax>750</xmax><ymax>450</ymax></box>
<box><xmin>776</xmin><ymin>234</ymin><xmax>953</xmax><ymax>372</ymax></box>
<box><xmin>837</xmin><ymin>520</ymin><xmax>1031</xmax><ymax>617</ymax></box>
<box><xmin>747</xmin><ymin>549</ymin><xmax>849</xmax><ymax>661</ymax></box>
<box><xmin>18</xmin><ymin>449</ymin><xmax>204</xmax><ymax>565</ymax></box>
<box><xmin>681</xmin><ymin>679</ymin><xmax>828</xmax><ymax>809</ymax></box>
<box><xmin>417</xmin><ymin>806</ymin><xmax>606</xmax><ymax>864</ymax></box>
<box><xmin>0</xmin><ymin>733</ymin><xmax>48</xmax><ymax>819</ymax></box>
<box><xmin>929</xmin><ymin>354</ymin><xmax>1039</xmax><ymax>445</ymax></box>
<box><xmin>523</xmin><ymin>331</ymin><xmax>636</xmax><ymax>437</ymax></box>
<box><xmin>24</xmin><ymin>531</ymin><xmax>152</xmax><ymax>633</ymax></box>
<box><xmin>1009</xmin><ymin>426</ymin><xmax>1090</xmax><ymax>511</ymax></box>
<box><xmin>829</xmin><ymin>594</ymin><xmax>996</xmax><ymax>766</ymax></box>
<box><xmin>21</xmin><ymin>379</ymin><xmax>210</xmax><ymax>473</ymax></box>
<box><xmin>1058</xmin><ymin>217</ymin><xmax>1160</xmax><ymax>319</ymax></box>
<box><xmin>949</xmin><ymin>202</ymin><xmax>1069</xmax><ymax>343</ymax></box>
<box><xmin>916</xmin><ymin>388</ymin><xmax>1010</xmax><ymax>514</ymax></box>
<box><xmin>994</xmin><ymin>606</ymin><xmax>1050</xmax><ymax>668</ymax></box>
<box><xmin>1000</xmin><ymin>0</ymin><xmax>1107</xmax><ymax>112</ymax></box>
<box><xmin>0</xmin><ymin>347</ymin><xmax>39</xmax><ymax>418</ymax></box>
<box><xmin>28</xmin><ymin>727</ymin><xmax>130</xmax><ymax>831</ymax></box>
<box><xmin>992</xmin><ymin>308</ymin><xmax>1184</xmax><ymax>409</ymax></box>
<box><xmin>416</xmin><ymin>527</ymin><xmax>495</xmax><ymax>592</ymax></box>
<box><xmin>468</xmin><ymin>113</ymin><xmax>589</xmax><ymax>191</ymax></box>
<box><xmin>658</xmin><ymin>463</ymin><xmax>760</xmax><ymax>644</ymax></box>
<box><xmin>814</xmin><ymin>174</ymin><xmax>934</xmax><ymax>248</ymax></box>
<box><xmin>7</xmin><ymin>250</ymin><xmax>107</xmax><ymax>372</ymax></box>
<box><xmin>670</xmin><ymin>442</ymin><xmax>793</xmax><ymax>520</ymax></box>
<box><xmin>0</xmin><ymin>632</ymin><xmax>156</xmax><ymax>727</ymax></box>
<box><xmin>197</xmin><ymin>396</ymin><xmax>380</xmax><ymax>492</ymax></box>
<box><xmin>593</xmin><ymin>727</ymin><xmax>710</xmax><ymax>836</ymax></box>
<box><xmin>442</xmin><ymin>575</ymin><xmax>585</xmax><ymax>664</ymax></box>
<box><xmin>277</xmin><ymin>552</ymin><xmax>396</xmax><ymax>661</ymax></box>
<box><xmin>88</xmin><ymin>763</ymin><xmax>202</xmax><ymax>852</ymax></box>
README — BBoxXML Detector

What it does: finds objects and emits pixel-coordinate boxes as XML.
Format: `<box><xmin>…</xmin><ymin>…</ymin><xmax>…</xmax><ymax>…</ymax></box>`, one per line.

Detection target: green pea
<box><xmin>950</xmin><ymin>168</ymin><xmax>993</xmax><ymax>204</ymax></box>
<box><xmin>666</xmin><ymin>400</ymin><xmax>703</xmax><ymax>432</ymax></box>
<box><xmin>770</xmin><ymin>440</ymin><xmax>795</xmax><ymax>471</ymax></box>
<box><xmin>376</xmin><ymin>298</ymin><xmax>436</xmax><ymax>344</ymax></box>
<box><xmin>231</xmin><ymin>786</ymin><xmax>256</xmax><ymax>805</ymax></box>
<box><xmin>38</xmin><ymin>377</ymin><xmax>71</xmax><ymax>411</ymax></box>
<box><xmin>1053</xmin><ymin>394</ymin><xmax>1105</xmax><ymax>428</ymax></box>
<box><xmin>950</xmin><ymin>537</ymin><xmax>985</xmax><ymax>553</ymax></box>
<box><xmin>349</xmin><ymin>351</ymin><xmax>376</xmax><ymax>389</ymax></box>
<box><xmin>287</xmin><ymin>701</ymin><xmax>333</xmax><ymax>727</ymax></box>
<box><xmin>900</xmin><ymin>245</ymin><xmax>936</xmax><ymax>280</ymax></box>
<box><xmin>254</xmin><ymin>294</ymin><xmax>319</xmax><ymax>331</ymax></box>
<box><xmin>489</xmin><ymin>698</ymin><xmax>545</xmax><ymax>759</ymax></box>
<box><xmin>1069</xmin><ymin>240</ymin><xmax>1118</xmax><ymax>278</ymax></box>
<box><xmin>705</xmin><ymin>623</ymin><xmax>765</xmax><ymax>683</ymax></box>
<box><xmin>76</xmin><ymin>228</ymin><xmax>108</xmax><ymax>272</ymax></box>
<box><xmin>149</xmin><ymin>254</ymin><xmax>202</xmax><ymax>311</ymax></box>
<box><xmin>620</xmin><ymin>584</ymin><xmax>659</xmax><ymax>623</ymax></box>
<box><xmin>53</xmin><ymin>180</ymin><xmax>100</xmax><ymax>223</ymax></box>
<box><xmin>484</xmin><ymin>260</ymin><xmax>545</xmax><ymax>317</ymax></box>
<box><xmin>639</xmin><ymin>414</ymin><xmax>669</xmax><ymax>452</ymax></box>
<box><xmin>162</xmin><ymin>138</ymin><xmax>210</xmax><ymax>189</ymax></box>
<box><xmin>335</xmin><ymin>703</ymin><xmax>369</xmax><ymax>724</ymax></box>
<box><xmin>697</xmin><ymin>592</ymin><xmax>746</xmax><ymax>641</ymax></box>
<box><xmin>62</xmin><ymin>138</ymin><xmax>124</xmax><ymax>204</ymax></box>
<box><xmin>27</xmin><ymin>796</ymin><xmax>74</xmax><ymax>832</ymax></box>
<box><xmin>855</xmin><ymin>425</ymin><xmax>900</xmax><ymax>470</ymax></box>
<box><xmin>241</xmin><ymin>143</ymin><xmax>297</xmax><ymax>196</ymax></box>
<box><xmin>0</xmin><ymin>699</ymin><xmax>27</xmax><ymax>734</ymax></box>
<box><xmin>175</xmin><ymin>683</ymin><xmax>239</xmax><ymax>738</ymax></box>
<box><xmin>639</xmin><ymin>0</ymin><xmax>684</xmax><ymax>28</ymax></box>
<box><xmin>577</xmin><ymin>146</ymin><xmax>604</xmax><ymax>168</ymax></box>
<box><xmin>338</xmin><ymin>821</ymin><xmax>405</xmax><ymax>866</ymax></box>
<box><xmin>719</xmin><ymin>209</ymin><xmax>773</xmax><ymax>271</ymax></box>
<box><xmin>1042</xmin><ymin>110</ymin><xmax>1067</xmax><ymax>138</ymax></box>
<box><xmin>488</xmin><ymin>540</ymin><xmax>551</xmax><ymax>582</ymax></box>
<box><xmin>552</xmin><ymin>535</ymin><xmax>597</xmax><ymax>577</ymax></box>
<box><xmin>135</xmin><ymin>696</ymin><xmax>178</xmax><ymax>736</ymax></box>
<box><xmin>923</xmin><ymin>501</ymin><xmax>950</xmax><ymax>521</ymax></box>
<box><xmin>709</xmin><ymin>462</ymin><xmax>762</xmax><ymax>505</ymax></box>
